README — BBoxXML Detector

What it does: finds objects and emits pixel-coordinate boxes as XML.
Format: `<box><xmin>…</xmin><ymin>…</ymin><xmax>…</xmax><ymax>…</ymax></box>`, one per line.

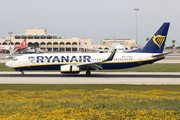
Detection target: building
<box><xmin>0</xmin><ymin>29</ymin><xmax>135</xmax><ymax>52</ymax></box>
<box><xmin>102</xmin><ymin>39</ymin><xmax>136</xmax><ymax>50</ymax></box>
<box><xmin>0</xmin><ymin>29</ymin><xmax>94</xmax><ymax>52</ymax></box>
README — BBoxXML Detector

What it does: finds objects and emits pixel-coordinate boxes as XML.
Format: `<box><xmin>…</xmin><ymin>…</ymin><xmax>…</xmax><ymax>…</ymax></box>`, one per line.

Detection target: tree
<box><xmin>146</xmin><ymin>38</ymin><xmax>149</xmax><ymax>41</ymax></box>
<box><xmin>172</xmin><ymin>40</ymin><xmax>176</xmax><ymax>47</ymax></box>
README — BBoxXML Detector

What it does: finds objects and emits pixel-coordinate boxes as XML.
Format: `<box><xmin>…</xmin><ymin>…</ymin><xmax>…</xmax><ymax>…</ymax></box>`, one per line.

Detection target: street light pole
<box><xmin>8</xmin><ymin>31</ymin><xmax>13</xmax><ymax>50</ymax></box>
<box><xmin>134</xmin><ymin>8</ymin><xmax>139</xmax><ymax>47</ymax></box>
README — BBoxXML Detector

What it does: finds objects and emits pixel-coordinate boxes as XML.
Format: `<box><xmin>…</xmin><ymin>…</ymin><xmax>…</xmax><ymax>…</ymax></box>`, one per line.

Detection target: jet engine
<box><xmin>60</xmin><ymin>65</ymin><xmax>80</xmax><ymax>74</ymax></box>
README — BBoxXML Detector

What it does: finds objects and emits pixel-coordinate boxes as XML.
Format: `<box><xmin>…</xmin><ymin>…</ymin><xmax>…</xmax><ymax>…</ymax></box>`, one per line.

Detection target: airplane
<box><xmin>65</xmin><ymin>34</ymin><xmax>127</xmax><ymax>53</ymax></box>
<box><xmin>0</xmin><ymin>49</ymin><xmax>3</xmax><ymax>53</ymax></box>
<box><xmin>0</xmin><ymin>38</ymin><xmax>27</xmax><ymax>53</ymax></box>
<box><xmin>103</xmin><ymin>32</ymin><xmax>128</xmax><ymax>53</ymax></box>
<box><xmin>65</xmin><ymin>42</ymin><xmax>126</xmax><ymax>53</ymax></box>
<box><xmin>107</xmin><ymin>42</ymin><xmax>127</xmax><ymax>53</ymax></box>
<box><xmin>5</xmin><ymin>22</ymin><xmax>170</xmax><ymax>76</ymax></box>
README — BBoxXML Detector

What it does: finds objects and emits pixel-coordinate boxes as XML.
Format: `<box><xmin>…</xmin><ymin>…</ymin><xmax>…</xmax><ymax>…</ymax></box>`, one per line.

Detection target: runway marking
<box><xmin>0</xmin><ymin>72</ymin><xmax>180</xmax><ymax>85</ymax></box>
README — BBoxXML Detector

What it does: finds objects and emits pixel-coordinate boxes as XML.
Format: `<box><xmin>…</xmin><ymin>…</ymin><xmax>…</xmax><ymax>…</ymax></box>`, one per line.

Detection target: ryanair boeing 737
<box><xmin>5</xmin><ymin>22</ymin><xmax>170</xmax><ymax>75</ymax></box>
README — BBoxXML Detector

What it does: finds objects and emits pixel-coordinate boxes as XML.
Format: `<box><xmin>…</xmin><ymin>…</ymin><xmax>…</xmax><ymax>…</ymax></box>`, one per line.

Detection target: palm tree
<box><xmin>172</xmin><ymin>40</ymin><xmax>176</xmax><ymax>47</ymax></box>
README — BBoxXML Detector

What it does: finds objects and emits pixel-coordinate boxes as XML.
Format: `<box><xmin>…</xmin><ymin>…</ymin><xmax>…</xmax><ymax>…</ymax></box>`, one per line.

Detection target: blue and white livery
<box><xmin>5</xmin><ymin>22</ymin><xmax>170</xmax><ymax>75</ymax></box>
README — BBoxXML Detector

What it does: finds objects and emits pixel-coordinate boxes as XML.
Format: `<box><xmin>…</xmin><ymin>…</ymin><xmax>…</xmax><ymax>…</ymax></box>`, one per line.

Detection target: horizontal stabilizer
<box><xmin>152</xmin><ymin>51</ymin><xmax>172</xmax><ymax>57</ymax></box>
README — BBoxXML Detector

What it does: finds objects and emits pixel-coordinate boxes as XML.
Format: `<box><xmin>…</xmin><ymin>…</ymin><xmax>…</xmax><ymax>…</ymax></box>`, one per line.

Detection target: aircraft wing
<box><xmin>76</xmin><ymin>49</ymin><xmax>117</xmax><ymax>70</ymax></box>
<box><xmin>76</xmin><ymin>61</ymin><xmax>103</xmax><ymax>70</ymax></box>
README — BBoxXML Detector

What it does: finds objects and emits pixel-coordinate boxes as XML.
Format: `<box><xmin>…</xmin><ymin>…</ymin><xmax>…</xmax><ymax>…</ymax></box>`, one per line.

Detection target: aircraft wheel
<box><xmin>21</xmin><ymin>72</ymin><xmax>24</xmax><ymax>76</ymax></box>
<box><xmin>86</xmin><ymin>70</ymin><xmax>91</xmax><ymax>76</ymax></box>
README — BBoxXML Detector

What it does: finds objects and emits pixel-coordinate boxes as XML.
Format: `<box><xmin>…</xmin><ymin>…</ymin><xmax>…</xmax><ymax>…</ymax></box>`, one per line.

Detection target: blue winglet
<box><xmin>104</xmin><ymin>49</ymin><xmax>117</xmax><ymax>62</ymax></box>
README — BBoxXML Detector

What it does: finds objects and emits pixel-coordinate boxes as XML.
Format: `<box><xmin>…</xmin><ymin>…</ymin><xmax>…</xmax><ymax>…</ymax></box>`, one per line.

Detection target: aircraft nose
<box><xmin>5</xmin><ymin>61</ymin><xmax>12</xmax><ymax>68</ymax></box>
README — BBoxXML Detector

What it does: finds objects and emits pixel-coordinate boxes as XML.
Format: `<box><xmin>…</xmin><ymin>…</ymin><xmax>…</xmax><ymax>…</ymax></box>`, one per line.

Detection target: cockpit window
<box><xmin>12</xmin><ymin>58</ymin><xmax>18</xmax><ymax>61</ymax></box>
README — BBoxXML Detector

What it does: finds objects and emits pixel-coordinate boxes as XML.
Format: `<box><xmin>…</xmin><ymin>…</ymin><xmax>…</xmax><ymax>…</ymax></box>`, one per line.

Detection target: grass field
<box><xmin>1</xmin><ymin>63</ymin><xmax>180</xmax><ymax>72</ymax></box>
<box><xmin>0</xmin><ymin>84</ymin><xmax>180</xmax><ymax>91</ymax></box>
<box><xmin>0</xmin><ymin>63</ymin><xmax>13</xmax><ymax>71</ymax></box>
<box><xmin>0</xmin><ymin>85</ymin><xmax>180</xmax><ymax>119</ymax></box>
<box><xmin>0</xmin><ymin>88</ymin><xmax>180</xmax><ymax>119</ymax></box>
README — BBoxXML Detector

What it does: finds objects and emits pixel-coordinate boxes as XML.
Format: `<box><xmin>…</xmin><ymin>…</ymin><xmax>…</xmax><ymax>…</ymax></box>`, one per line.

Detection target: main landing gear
<box><xmin>86</xmin><ymin>70</ymin><xmax>91</xmax><ymax>76</ymax></box>
<box><xmin>21</xmin><ymin>71</ymin><xmax>24</xmax><ymax>76</ymax></box>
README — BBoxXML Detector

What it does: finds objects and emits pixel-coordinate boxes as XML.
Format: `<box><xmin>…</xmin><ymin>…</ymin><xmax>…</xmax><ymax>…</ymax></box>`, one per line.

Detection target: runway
<box><xmin>0</xmin><ymin>72</ymin><xmax>180</xmax><ymax>85</ymax></box>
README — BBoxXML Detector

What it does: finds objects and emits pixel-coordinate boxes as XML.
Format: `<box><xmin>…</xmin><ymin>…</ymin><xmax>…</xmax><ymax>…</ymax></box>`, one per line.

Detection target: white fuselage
<box><xmin>0</xmin><ymin>46</ymin><xmax>14</xmax><ymax>50</ymax></box>
<box><xmin>5</xmin><ymin>52</ymin><xmax>164</xmax><ymax>71</ymax></box>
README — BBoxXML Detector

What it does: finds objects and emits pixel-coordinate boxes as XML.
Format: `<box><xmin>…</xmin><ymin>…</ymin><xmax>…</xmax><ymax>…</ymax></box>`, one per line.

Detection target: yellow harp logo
<box><xmin>153</xmin><ymin>35</ymin><xmax>166</xmax><ymax>49</ymax></box>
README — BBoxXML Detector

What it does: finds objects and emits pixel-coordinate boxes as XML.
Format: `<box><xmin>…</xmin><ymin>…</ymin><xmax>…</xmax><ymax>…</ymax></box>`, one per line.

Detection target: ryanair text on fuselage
<box><xmin>30</xmin><ymin>55</ymin><xmax>91</xmax><ymax>63</ymax></box>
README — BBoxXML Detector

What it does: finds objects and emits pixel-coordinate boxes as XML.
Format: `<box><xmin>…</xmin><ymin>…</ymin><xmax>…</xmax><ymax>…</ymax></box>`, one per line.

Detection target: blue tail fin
<box><xmin>132</xmin><ymin>22</ymin><xmax>170</xmax><ymax>53</ymax></box>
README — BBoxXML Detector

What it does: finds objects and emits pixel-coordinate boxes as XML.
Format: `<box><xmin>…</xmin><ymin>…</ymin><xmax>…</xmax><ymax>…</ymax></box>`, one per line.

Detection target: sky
<box><xmin>0</xmin><ymin>0</ymin><xmax>180</xmax><ymax>46</ymax></box>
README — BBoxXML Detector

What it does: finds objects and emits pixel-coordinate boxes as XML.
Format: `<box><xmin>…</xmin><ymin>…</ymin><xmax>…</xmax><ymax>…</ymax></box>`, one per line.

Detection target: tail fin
<box><xmin>21</xmin><ymin>38</ymin><xmax>26</xmax><ymax>46</ymax></box>
<box><xmin>135</xmin><ymin>22</ymin><xmax>170</xmax><ymax>53</ymax></box>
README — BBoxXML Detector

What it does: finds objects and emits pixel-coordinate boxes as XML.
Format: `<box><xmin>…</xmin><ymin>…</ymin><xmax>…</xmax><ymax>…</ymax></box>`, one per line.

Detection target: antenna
<box><xmin>114</xmin><ymin>30</ymin><xmax>115</xmax><ymax>43</ymax></box>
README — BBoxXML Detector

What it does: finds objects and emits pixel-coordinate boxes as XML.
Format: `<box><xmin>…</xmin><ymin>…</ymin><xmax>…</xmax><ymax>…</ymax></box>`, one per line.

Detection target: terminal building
<box><xmin>101</xmin><ymin>39</ymin><xmax>136</xmax><ymax>50</ymax></box>
<box><xmin>0</xmin><ymin>29</ymin><xmax>136</xmax><ymax>52</ymax></box>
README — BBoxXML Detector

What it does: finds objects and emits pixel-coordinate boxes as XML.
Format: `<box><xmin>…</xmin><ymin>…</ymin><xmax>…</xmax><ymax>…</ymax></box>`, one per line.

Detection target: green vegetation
<box><xmin>0</xmin><ymin>89</ymin><xmax>180</xmax><ymax>119</ymax></box>
<box><xmin>1</xmin><ymin>63</ymin><xmax>180</xmax><ymax>72</ymax></box>
<box><xmin>0</xmin><ymin>63</ymin><xmax>13</xmax><ymax>71</ymax></box>
<box><xmin>0</xmin><ymin>84</ymin><xmax>180</xmax><ymax>91</ymax></box>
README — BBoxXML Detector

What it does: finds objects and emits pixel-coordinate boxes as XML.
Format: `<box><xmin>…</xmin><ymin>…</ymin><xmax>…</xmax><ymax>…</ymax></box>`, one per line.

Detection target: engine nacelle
<box><xmin>61</xmin><ymin>65</ymin><xmax>80</xmax><ymax>74</ymax></box>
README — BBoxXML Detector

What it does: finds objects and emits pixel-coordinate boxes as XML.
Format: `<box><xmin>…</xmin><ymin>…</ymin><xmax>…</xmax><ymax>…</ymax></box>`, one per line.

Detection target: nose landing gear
<box><xmin>15</xmin><ymin>69</ymin><xmax>25</xmax><ymax>76</ymax></box>
<box><xmin>86</xmin><ymin>70</ymin><xmax>91</xmax><ymax>76</ymax></box>
<box><xmin>21</xmin><ymin>71</ymin><xmax>24</xmax><ymax>76</ymax></box>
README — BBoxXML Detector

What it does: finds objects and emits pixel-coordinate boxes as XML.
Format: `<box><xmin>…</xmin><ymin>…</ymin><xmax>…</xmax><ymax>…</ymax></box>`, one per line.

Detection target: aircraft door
<box><xmin>138</xmin><ymin>55</ymin><xmax>142</xmax><ymax>64</ymax></box>
<box><xmin>23</xmin><ymin>56</ymin><xmax>29</xmax><ymax>65</ymax></box>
